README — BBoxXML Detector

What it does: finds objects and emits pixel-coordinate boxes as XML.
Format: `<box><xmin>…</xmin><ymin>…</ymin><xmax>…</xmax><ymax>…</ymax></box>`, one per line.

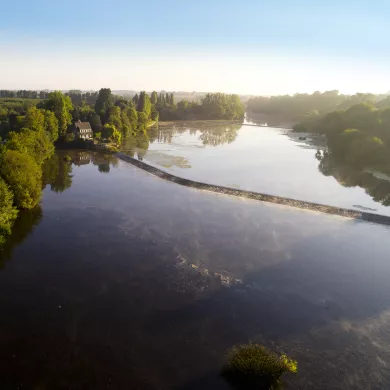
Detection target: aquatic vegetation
<box><xmin>222</xmin><ymin>343</ymin><xmax>297</xmax><ymax>389</ymax></box>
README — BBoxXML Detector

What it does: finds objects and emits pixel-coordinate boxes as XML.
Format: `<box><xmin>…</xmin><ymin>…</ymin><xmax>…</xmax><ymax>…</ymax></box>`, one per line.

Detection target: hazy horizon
<box><xmin>2</xmin><ymin>0</ymin><xmax>389</xmax><ymax>95</ymax></box>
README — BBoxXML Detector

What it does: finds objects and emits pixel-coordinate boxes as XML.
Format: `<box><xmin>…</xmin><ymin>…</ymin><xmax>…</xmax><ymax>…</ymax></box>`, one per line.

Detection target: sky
<box><xmin>1</xmin><ymin>0</ymin><xmax>390</xmax><ymax>95</ymax></box>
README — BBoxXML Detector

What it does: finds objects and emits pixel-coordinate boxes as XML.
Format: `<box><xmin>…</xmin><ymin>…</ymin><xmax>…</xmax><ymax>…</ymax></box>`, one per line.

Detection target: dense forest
<box><xmin>294</xmin><ymin>103</ymin><xmax>390</xmax><ymax>170</ymax></box>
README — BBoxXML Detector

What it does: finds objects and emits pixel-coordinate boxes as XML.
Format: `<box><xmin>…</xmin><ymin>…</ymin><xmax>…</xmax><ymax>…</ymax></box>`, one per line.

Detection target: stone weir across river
<box><xmin>116</xmin><ymin>152</ymin><xmax>390</xmax><ymax>226</ymax></box>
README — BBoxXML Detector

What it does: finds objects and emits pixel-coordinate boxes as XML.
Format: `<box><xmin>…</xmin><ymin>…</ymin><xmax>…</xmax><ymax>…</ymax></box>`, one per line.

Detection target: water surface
<box><xmin>1</xmin><ymin>152</ymin><xmax>390</xmax><ymax>389</ymax></box>
<box><xmin>121</xmin><ymin>122</ymin><xmax>390</xmax><ymax>215</ymax></box>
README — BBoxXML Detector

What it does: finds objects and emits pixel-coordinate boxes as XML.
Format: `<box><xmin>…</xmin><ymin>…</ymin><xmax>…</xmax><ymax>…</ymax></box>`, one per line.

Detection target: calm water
<box><xmin>121</xmin><ymin>122</ymin><xmax>390</xmax><ymax>216</ymax></box>
<box><xmin>1</xmin><ymin>151</ymin><xmax>390</xmax><ymax>389</ymax></box>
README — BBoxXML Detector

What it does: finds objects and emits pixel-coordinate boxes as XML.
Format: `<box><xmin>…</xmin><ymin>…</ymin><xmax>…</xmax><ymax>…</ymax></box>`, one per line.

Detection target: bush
<box><xmin>0</xmin><ymin>150</ymin><xmax>42</xmax><ymax>209</ymax></box>
<box><xmin>0</xmin><ymin>178</ymin><xmax>18</xmax><ymax>245</ymax></box>
<box><xmin>222</xmin><ymin>343</ymin><xmax>297</xmax><ymax>389</ymax></box>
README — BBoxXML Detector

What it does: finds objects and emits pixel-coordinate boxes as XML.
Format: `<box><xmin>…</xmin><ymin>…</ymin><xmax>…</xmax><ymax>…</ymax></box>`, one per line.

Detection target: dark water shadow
<box><xmin>0</xmin><ymin>207</ymin><xmax>43</xmax><ymax>266</ymax></box>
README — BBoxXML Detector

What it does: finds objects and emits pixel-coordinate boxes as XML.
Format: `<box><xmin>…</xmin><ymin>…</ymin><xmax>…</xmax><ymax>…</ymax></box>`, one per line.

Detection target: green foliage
<box><xmin>0</xmin><ymin>178</ymin><xmax>18</xmax><ymax>246</ymax></box>
<box><xmin>24</xmin><ymin>106</ymin><xmax>59</xmax><ymax>142</ymax></box>
<box><xmin>6</xmin><ymin>128</ymin><xmax>54</xmax><ymax>165</ymax></box>
<box><xmin>127</xmin><ymin>107</ymin><xmax>138</xmax><ymax>131</ymax></box>
<box><xmin>44</xmin><ymin>91</ymin><xmax>73</xmax><ymax>137</ymax></box>
<box><xmin>137</xmin><ymin>111</ymin><xmax>149</xmax><ymax>127</ymax></box>
<box><xmin>89</xmin><ymin>114</ymin><xmax>103</xmax><ymax>134</ymax></box>
<box><xmin>108</xmin><ymin>106</ymin><xmax>122</xmax><ymax>130</ymax></box>
<box><xmin>43</xmin><ymin>110</ymin><xmax>59</xmax><ymax>142</ymax></box>
<box><xmin>0</xmin><ymin>150</ymin><xmax>42</xmax><ymax>209</ymax></box>
<box><xmin>150</xmin><ymin>91</ymin><xmax>158</xmax><ymax>105</ymax></box>
<box><xmin>95</xmin><ymin>88</ymin><xmax>113</xmax><ymax>123</ymax></box>
<box><xmin>137</xmin><ymin>91</ymin><xmax>152</xmax><ymax>118</ymax></box>
<box><xmin>201</xmin><ymin>93</ymin><xmax>245</xmax><ymax>120</ymax></box>
<box><xmin>102</xmin><ymin>124</ymin><xmax>122</xmax><ymax>143</ymax></box>
<box><xmin>223</xmin><ymin>344</ymin><xmax>297</xmax><ymax>390</ymax></box>
<box><xmin>23</xmin><ymin>106</ymin><xmax>44</xmax><ymax>132</ymax></box>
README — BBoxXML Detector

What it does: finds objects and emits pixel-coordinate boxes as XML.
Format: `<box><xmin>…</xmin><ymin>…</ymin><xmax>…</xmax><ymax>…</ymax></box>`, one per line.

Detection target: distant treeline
<box><xmin>295</xmin><ymin>103</ymin><xmax>390</xmax><ymax>170</ymax></box>
<box><xmin>247</xmin><ymin>91</ymin><xmax>390</xmax><ymax>123</ymax></box>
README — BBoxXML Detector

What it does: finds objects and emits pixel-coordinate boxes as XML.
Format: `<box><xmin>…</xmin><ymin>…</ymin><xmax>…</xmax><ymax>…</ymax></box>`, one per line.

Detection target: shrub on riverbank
<box><xmin>0</xmin><ymin>178</ymin><xmax>18</xmax><ymax>245</ymax></box>
<box><xmin>0</xmin><ymin>150</ymin><xmax>42</xmax><ymax>209</ymax></box>
<box><xmin>222</xmin><ymin>343</ymin><xmax>297</xmax><ymax>389</ymax></box>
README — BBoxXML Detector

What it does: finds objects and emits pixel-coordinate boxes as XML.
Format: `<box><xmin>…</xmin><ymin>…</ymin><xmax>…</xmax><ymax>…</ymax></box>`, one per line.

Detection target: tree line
<box><xmin>0</xmin><ymin>90</ymin><xmax>245</xmax><ymax>143</ymax></box>
<box><xmin>247</xmin><ymin>91</ymin><xmax>390</xmax><ymax>124</ymax></box>
<box><xmin>294</xmin><ymin>103</ymin><xmax>390</xmax><ymax>169</ymax></box>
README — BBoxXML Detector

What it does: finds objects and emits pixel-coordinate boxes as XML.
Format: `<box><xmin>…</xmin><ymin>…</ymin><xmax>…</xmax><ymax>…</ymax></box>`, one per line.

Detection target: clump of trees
<box><xmin>295</xmin><ymin>103</ymin><xmax>390</xmax><ymax>169</ymax></box>
<box><xmin>156</xmin><ymin>92</ymin><xmax>245</xmax><ymax>121</ymax></box>
<box><xmin>0</xmin><ymin>178</ymin><xmax>18</xmax><ymax>246</ymax></box>
<box><xmin>222</xmin><ymin>343</ymin><xmax>298</xmax><ymax>389</ymax></box>
<box><xmin>0</xmin><ymin>92</ymin><xmax>68</xmax><ymax>245</ymax></box>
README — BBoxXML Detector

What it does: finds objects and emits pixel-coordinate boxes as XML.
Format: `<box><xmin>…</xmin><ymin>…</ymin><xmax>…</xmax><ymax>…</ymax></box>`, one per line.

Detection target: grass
<box><xmin>222</xmin><ymin>343</ymin><xmax>297</xmax><ymax>390</ymax></box>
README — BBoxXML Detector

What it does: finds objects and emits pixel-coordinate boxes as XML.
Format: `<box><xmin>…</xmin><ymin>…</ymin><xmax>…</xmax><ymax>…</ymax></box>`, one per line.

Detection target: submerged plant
<box><xmin>222</xmin><ymin>343</ymin><xmax>297</xmax><ymax>389</ymax></box>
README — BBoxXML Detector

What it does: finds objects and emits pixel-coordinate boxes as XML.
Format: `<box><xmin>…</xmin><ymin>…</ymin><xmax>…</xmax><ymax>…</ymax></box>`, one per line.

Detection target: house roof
<box><xmin>77</xmin><ymin>121</ymin><xmax>92</xmax><ymax>130</ymax></box>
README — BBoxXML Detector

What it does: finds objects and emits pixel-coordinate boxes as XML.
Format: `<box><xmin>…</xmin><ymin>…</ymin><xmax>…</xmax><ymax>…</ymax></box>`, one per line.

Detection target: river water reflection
<box><xmin>0</xmin><ymin>151</ymin><xmax>390</xmax><ymax>389</ymax></box>
<box><xmin>121</xmin><ymin>122</ymin><xmax>390</xmax><ymax>216</ymax></box>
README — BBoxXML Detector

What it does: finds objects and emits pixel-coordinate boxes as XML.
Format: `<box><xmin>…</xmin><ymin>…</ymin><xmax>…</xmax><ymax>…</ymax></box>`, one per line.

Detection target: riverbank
<box><xmin>116</xmin><ymin>152</ymin><xmax>390</xmax><ymax>226</ymax></box>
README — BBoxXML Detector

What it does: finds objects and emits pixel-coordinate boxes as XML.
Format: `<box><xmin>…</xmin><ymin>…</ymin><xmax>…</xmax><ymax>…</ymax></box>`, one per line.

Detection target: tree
<box><xmin>43</xmin><ymin>110</ymin><xmax>59</xmax><ymax>142</ymax></box>
<box><xmin>102</xmin><ymin>124</ymin><xmax>122</xmax><ymax>143</ymax></box>
<box><xmin>120</xmin><ymin>110</ymin><xmax>131</xmax><ymax>137</ymax></box>
<box><xmin>6</xmin><ymin>128</ymin><xmax>54</xmax><ymax>165</ymax></box>
<box><xmin>0</xmin><ymin>178</ymin><xmax>18</xmax><ymax>245</ymax></box>
<box><xmin>126</xmin><ymin>107</ymin><xmax>138</xmax><ymax>131</ymax></box>
<box><xmin>90</xmin><ymin>114</ymin><xmax>103</xmax><ymax>134</ymax></box>
<box><xmin>137</xmin><ymin>112</ymin><xmax>149</xmax><ymax>129</ymax></box>
<box><xmin>23</xmin><ymin>106</ymin><xmax>59</xmax><ymax>141</ymax></box>
<box><xmin>132</xmin><ymin>94</ymin><xmax>139</xmax><ymax>107</ymax></box>
<box><xmin>23</xmin><ymin>106</ymin><xmax>44</xmax><ymax>132</ymax></box>
<box><xmin>137</xmin><ymin>91</ymin><xmax>152</xmax><ymax>118</ymax></box>
<box><xmin>150</xmin><ymin>91</ymin><xmax>158</xmax><ymax>105</ymax></box>
<box><xmin>45</xmin><ymin>91</ymin><xmax>73</xmax><ymax>137</ymax></box>
<box><xmin>0</xmin><ymin>150</ymin><xmax>42</xmax><ymax>209</ymax></box>
<box><xmin>94</xmin><ymin>88</ymin><xmax>113</xmax><ymax>124</ymax></box>
<box><xmin>107</xmin><ymin>106</ymin><xmax>122</xmax><ymax>130</ymax></box>
<box><xmin>169</xmin><ymin>93</ymin><xmax>175</xmax><ymax>106</ymax></box>
<box><xmin>151</xmin><ymin>105</ymin><xmax>159</xmax><ymax>122</ymax></box>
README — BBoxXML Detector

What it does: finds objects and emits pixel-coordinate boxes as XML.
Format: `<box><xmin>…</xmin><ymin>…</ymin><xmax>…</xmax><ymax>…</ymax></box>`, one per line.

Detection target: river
<box><xmin>0</xmin><ymin>132</ymin><xmax>390</xmax><ymax>388</ymax></box>
<box><xmin>121</xmin><ymin>121</ymin><xmax>390</xmax><ymax>215</ymax></box>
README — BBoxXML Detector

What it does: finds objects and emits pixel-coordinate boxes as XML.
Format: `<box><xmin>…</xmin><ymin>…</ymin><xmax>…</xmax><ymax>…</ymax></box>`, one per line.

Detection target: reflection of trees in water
<box><xmin>198</xmin><ymin>125</ymin><xmax>240</xmax><ymax>146</ymax></box>
<box><xmin>98</xmin><ymin>163</ymin><xmax>110</xmax><ymax>173</ymax></box>
<box><xmin>0</xmin><ymin>207</ymin><xmax>43</xmax><ymax>265</ymax></box>
<box><xmin>318</xmin><ymin>151</ymin><xmax>390</xmax><ymax>207</ymax></box>
<box><xmin>246</xmin><ymin>111</ymin><xmax>294</xmax><ymax>128</ymax></box>
<box><xmin>150</xmin><ymin>125</ymin><xmax>240</xmax><ymax>147</ymax></box>
<box><xmin>92</xmin><ymin>152</ymin><xmax>118</xmax><ymax>172</ymax></box>
<box><xmin>42</xmin><ymin>153</ymin><xmax>73</xmax><ymax>193</ymax></box>
<box><xmin>121</xmin><ymin>132</ymin><xmax>151</xmax><ymax>161</ymax></box>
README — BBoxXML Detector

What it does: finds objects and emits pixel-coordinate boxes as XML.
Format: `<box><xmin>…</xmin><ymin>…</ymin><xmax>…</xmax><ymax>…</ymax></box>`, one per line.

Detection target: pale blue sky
<box><xmin>1</xmin><ymin>0</ymin><xmax>389</xmax><ymax>94</ymax></box>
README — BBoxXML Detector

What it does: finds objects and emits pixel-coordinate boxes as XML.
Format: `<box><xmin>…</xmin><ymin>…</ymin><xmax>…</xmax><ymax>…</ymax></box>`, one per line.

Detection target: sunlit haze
<box><xmin>1</xmin><ymin>0</ymin><xmax>389</xmax><ymax>94</ymax></box>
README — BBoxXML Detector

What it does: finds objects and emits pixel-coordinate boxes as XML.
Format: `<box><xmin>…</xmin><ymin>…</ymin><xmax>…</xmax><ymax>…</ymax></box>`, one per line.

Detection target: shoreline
<box><xmin>115</xmin><ymin>152</ymin><xmax>390</xmax><ymax>226</ymax></box>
